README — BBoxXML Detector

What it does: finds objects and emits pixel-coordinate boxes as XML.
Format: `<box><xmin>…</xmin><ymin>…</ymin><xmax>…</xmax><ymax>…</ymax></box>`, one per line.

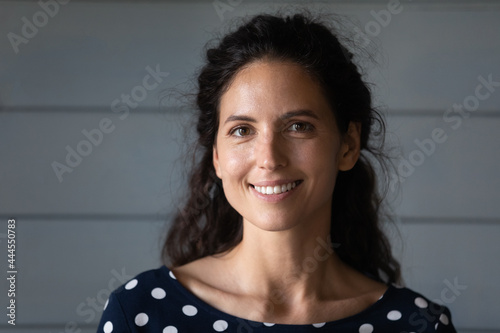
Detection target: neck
<box><xmin>223</xmin><ymin>219</ymin><xmax>342</xmax><ymax>302</ymax></box>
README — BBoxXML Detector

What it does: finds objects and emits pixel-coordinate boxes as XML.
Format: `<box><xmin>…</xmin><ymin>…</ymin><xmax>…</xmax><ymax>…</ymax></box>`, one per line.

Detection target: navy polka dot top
<box><xmin>97</xmin><ymin>266</ymin><xmax>456</xmax><ymax>332</ymax></box>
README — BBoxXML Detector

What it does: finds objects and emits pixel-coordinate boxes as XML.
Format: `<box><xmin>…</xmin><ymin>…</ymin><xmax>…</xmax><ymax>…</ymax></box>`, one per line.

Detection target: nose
<box><xmin>255</xmin><ymin>131</ymin><xmax>288</xmax><ymax>170</ymax></box>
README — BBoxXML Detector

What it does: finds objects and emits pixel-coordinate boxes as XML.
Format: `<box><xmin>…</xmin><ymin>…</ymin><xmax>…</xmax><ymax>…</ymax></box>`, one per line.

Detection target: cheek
<box><xmin>217</xmin><ymin>145</ymin><xmax>252</xmax><ymax>210</ymax></box>
<box><xmin>298</xmin><ymin>140</ymin><xmax>340</xmax><ymax>196</ymax></box>
<box><xmin>217</xmin><ymin>144</ymin><xmax>251</xmax><ymax>180</ymax></box>
<box><xmin>297</xmin><ymin>140</ymin><xmax>339</xmax><ymax>171</ymax></box>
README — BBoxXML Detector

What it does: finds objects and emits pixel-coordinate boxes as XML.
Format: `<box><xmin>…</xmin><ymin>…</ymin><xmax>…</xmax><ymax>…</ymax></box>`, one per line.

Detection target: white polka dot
<box><xmin>414</xmin><ymin>297</ymin><xmax>428</xmax><ymax>309</ymax></box>
<box><xmin>435</xmin><ymin>323</ymin><xmax>438</xmax><ymax>330</ymax></box>
<box><xmin>169</xmin><ymin>271</ymin><xmax>177</xmax><ymax>279</ymax></box>
<box><xmin>135</xmin><ymin>313</ymin><xmax>149</xmax><ymax>326</ymax></box>
<box><xmin>103</xmin><ymin>321</ymin><xmax>113</xmax><ymax>333</ymax></box>
<box><xmin>163</xmin><ymin>326</ymin><xmax>178</xmax><ymax>333</ymax></box>
<box><xmin>125</xmin><ymin>279</ymin><xmax>138</xmax><ymax>290</ymax></box>
<box><xmin>358</xmin><ymin>323</ymin><xmax>373</xmax><ymax>333</ymax></box>
<box><xmin>439</xmin><ymin>313</ymin><xmax>449</xmax><ymax>325</ymax></box>
<box><xmin>387</xmin><ymin>310</ymin><xmax>402</xmax><ymax>321</ymax></box>
<box><xmin>103</xmin><ymin>299</ymin><xmax>109</xmax><ymax>310</ymax></box>
<box><xmin>151</xmin><ymin>287</ymin><xmax>166</xmax><ymax>299</ymax></box>
<box><xmin>213</xmin><ymin>319</ymin><xmax>229</xmax><ymax>331</ymax></box>
<box><xmin>392</xmin><ymin>283</ymin><xmax>404</xmax><ymax>289</ymax></box>
<box><xmin>182</xmin><ymin>305</ymin><xmax>198</xmax><ymax>316</ymax></box>
<box><xmin>312</xmin><ymin>322</ymin><xmax>326</xmax><ymax>328</ymax></box>
<box><xmin>263</xmin><ymin>322</ymin><xmax>275</xmax><ymax>327</ymax></box>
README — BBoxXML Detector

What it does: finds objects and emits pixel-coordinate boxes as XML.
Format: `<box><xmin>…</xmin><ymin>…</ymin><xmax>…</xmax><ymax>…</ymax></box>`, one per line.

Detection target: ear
<box><xmin>213</xmin><ymin>145</ymin><xmax>222</xmax><ymax>178</ymax></box>
<box><xmin>338</xmin><ymin>121</ymin><xmax>361</xmax><ymax>171</ymax></box>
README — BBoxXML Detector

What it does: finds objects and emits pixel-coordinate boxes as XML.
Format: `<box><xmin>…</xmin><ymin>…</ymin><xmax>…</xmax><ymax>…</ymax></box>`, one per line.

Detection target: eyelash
<box><xmin>229</xmin><ymin>126</ymin><xmax>253</xmax><ymax>137</ymax></box>
<box><xmin>228</xmin><ymin>122</ymin><xmax>314</xmax><ymax>137</ymax></box>
<box><xmin>288</xmin><ymin>122</ymin><xmax>314</xmax><ymax>133</ymax></box>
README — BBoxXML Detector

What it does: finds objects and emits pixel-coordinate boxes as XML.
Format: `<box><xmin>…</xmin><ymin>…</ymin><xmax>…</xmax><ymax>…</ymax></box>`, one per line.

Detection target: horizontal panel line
<box><xmin>384</xmin><ymin>110</ymin><xmax>500</xmax><ymax>118</ymax></box>
<box><xmin>1</xmin><ymin>214</ymin><xmax>498</xmax><ymax>225</ymax></box>
<box><xmin>0</xmin><ymin>323</ymin><xmax>97</xmax><ymax>330</ymax></box>
<box><xmin>0</xmin><ymin>105</ymin><xmax>186</xmax><ymax>115</ymax></box>
<box><xmin>397</xmin><ymin>216</ymin><xmax>500</xmax><ymax>225</ymax></box>
<box><xmin>1</xmin><ymin>106</ymin><xmax>499</xmax><ymax>118</ymax></box>
<box><xmin>0</xmin><ymin>213</ymin><xmax>170</xmax><ymax>222</ymax></box>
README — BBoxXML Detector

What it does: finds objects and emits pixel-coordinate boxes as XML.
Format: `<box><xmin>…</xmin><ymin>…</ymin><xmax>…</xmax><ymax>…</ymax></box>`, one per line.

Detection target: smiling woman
<box><xmin>97</xmin><ymin>12</ymin><xmax>457</xmax><ymax>333</ymax></box>
<box><xmin>213</xmin><ymin>60</ymin><xmax>357</xmax><ymax>234</ymax></box>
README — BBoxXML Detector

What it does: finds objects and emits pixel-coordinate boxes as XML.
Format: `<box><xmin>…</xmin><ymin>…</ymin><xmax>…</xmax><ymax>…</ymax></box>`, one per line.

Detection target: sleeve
<box><xmin>435</xmin><ymin>306</ymin><xmax>457</xmax><ymax>333</ymax></box>
<box><xmin>96</xmin><ymin>291</ymin><xmax>133</xmax><ymax>333</ymax></box>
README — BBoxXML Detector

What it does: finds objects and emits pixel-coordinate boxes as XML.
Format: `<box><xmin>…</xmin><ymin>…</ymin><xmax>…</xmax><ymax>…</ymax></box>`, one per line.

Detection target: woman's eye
<box><xmin>231</xmin><ymin>127</ymin><xmax>251</xmax><ymax>137</ymax></box>
<box><xmin>289</xmin><ymin>122</ymin><xmax>313</xmax><ymax>132</ymax></box>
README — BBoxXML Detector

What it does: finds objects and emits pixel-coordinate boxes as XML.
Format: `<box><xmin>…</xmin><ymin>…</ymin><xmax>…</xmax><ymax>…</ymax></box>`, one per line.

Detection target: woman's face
<box><xmin>213</xmin><ymin>60</ymin><xmax>359</xmax><ymax>233</ymax></box>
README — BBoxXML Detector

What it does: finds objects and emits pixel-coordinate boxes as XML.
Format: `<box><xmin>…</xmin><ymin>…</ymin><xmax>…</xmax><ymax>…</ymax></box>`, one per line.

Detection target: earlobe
<box><xmin>338</xmin><ymin>122</ymin><xmax>361</xmax><ymax>171</ymax></box>
<box><xmin>213</xmin><ymin>146</ymin><xmax>222</xmax><ymax>178</ymax></box>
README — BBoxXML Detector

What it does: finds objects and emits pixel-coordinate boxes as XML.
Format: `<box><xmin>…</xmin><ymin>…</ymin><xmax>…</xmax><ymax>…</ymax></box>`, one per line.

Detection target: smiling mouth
<box><xmin>251</xmin><ymin>180</ymin><xmax>302</xmax><ymax>195</ymax></box>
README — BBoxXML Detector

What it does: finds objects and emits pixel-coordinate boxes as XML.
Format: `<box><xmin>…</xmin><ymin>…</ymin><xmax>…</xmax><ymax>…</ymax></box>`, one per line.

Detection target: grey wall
<box><xmin>1</xmin><ymin>0</ymin><xmax>499</xmax><ymax>332</ymax></box>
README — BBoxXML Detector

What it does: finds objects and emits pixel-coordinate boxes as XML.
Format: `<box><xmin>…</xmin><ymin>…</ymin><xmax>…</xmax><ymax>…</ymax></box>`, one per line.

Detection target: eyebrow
<box><xmin>223</xmin><ymin>109</ymin><xmax>319</xmax><ymax>124</ymax></box>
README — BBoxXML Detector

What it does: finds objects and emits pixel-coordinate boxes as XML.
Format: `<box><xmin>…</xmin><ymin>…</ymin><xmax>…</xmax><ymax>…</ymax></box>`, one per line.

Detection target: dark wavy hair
<box><xmin>163</xmin><ymin>12</ymin><xmax>401</xmax><ymax>284</ymax></box>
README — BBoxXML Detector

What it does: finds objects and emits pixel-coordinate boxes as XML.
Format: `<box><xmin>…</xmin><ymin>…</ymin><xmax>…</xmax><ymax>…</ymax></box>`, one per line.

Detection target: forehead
<box><xmin>219</xmin><ymin>60</ymin><xmax>334</xmax><ymax>121</ymax></box>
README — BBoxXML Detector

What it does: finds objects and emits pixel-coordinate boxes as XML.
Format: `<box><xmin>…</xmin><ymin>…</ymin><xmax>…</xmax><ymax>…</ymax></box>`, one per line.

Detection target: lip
<box><xmin>249</xmin><ymin>180</ymin><xmax>302</xmax><ymax>203</ymax></box>
<box><xmin>251</xmin><ymin>179</ymin><xmax>301</xmax><ymax>187</ymax></box>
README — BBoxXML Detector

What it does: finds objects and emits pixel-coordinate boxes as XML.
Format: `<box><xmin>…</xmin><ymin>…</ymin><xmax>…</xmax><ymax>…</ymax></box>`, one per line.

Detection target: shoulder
<box><xmin>97</xmin><ymin>266</ymin><xmax>190</xmax><ymax>332</ymax></box>
<box><xmin>169</xmin><ymin>255</ymin><xmax>238</xmax><ymax>297</ymax></box>
<box><xmin>365</xmin><ymin>284</ymin><xmax>456</xmax><ymax>333</ymax></box>
<box><xmin>110</xmin><ymin>265</ymin><xmax>183</xmax><ymax>310</ymax></box>
<box><xmin>112</xmin><ymin>266</ymin><xmax>174</xmax><ymax>295</ymax></box>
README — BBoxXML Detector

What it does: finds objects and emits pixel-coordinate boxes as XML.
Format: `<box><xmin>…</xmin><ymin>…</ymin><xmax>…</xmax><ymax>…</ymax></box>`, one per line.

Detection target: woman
<box><xmin>98</xmin><ymin>13</ymin><xmax>456</xmax><ymax>332</ymax></box>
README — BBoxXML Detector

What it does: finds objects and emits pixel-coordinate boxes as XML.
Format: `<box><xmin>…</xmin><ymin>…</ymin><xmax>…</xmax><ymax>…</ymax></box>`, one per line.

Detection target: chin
<box><xmin>244</xmin><ymin>215</ymin><xmax>301</xmax><ymax>232</ymax></box>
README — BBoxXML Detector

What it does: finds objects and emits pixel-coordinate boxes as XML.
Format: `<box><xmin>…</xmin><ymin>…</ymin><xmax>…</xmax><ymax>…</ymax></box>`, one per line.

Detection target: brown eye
<box><xmin>289</xmin><ymin>122</ymin><xmax>313</xmax><ymax>132</ymax></box>
<box><xmin>232</xmin><ymin>127</ymin><xmax>251</xmax><ymax>137</ymax></box>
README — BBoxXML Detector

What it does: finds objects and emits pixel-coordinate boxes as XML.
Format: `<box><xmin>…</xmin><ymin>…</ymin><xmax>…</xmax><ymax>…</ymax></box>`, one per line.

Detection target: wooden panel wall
<box><xmin>1</xmin><ymin>1</ymin><xmax>499</xmax><ymax>332</ymax></box>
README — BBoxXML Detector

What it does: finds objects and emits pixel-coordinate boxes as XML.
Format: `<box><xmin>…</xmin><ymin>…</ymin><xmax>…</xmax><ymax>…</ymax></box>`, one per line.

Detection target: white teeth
<box><xmin>253</xmin><ymin>181</ymin><xmax>298</xmax><ymax>195</ymax></box>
